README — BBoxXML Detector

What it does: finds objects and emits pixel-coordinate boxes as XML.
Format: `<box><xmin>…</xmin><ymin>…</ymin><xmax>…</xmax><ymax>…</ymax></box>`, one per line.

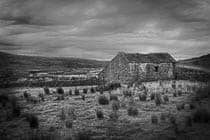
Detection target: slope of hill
<box><xmin>0</xmin><ymin>51</ymin><xmax>107</xmax><ymax>78</ymax></box>
<box><xmin>178</xmin><ymin>54</ymin><xmax>210</xmax><ymax>70</ymax></box>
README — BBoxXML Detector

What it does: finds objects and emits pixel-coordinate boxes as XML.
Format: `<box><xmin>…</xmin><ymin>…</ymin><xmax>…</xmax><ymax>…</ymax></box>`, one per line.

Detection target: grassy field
<box><xmin>0</xmin><ymin>80</ymin><xmax>210</xmax><ymax>140</ymax></box>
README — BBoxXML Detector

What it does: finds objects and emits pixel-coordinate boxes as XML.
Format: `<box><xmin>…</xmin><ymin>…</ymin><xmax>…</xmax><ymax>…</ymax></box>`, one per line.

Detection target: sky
<box><xmin>0</xmin><ymin>0</ymin><xmax>210</xmax><ymax>60</ymax></box>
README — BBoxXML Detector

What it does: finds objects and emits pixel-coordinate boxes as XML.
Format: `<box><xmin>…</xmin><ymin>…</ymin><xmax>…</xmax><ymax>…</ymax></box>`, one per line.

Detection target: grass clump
<box><xmin>109</xmin><ymin>94</ymin><xmax>118</xmax><ymax>101</ymax></box>
<box><xmin>151</xmin><ymin>114</ymin><xmax>158</xmax><ymax>124</ymax></box>
<box><xmin>155</xmin><ymin>93</ymin><xmax>162</xmax><ymax>106</ymax></box>
<box><xmin>24</xmin><ymin>113</ymin><xmax>39</xmax><ymax>129</ymax></box>
<box><xmin>193</xmin><ymin>106</ymin><xmax>210</xmax><ymax>123</ymax></box>
<box><xmin>123</xmin><ymin>89</ymin><xmax>132</xmax><ymax>97</ymax></box>
<box><xmin>43</xmin><ymin>87</ymin><xmax>50</xmax><ymax>95</ymax></box>
<box><xmin>139</xmin><ymin>93</ymin><xmax>147</xmax><ymax>101</ymax></box>
<box><xmin>83</xmin><ymin>88</ymin><xmax>88</xmax><ymax>94</ymax></box>
<box><xmin>98</xmin><ymin>95</ymin><xmax>109</xmax><ymax>105</ymax></box>
<box><xmin>150</xmin><ymin>93</ymin><xmax>155</xmax><ymax>100</ymax></box>
<box><xmin>56</xmin><ymin>87</ymin><xmax>64</xmax><ymax>94</ymax></box>
<box><xmin>111</xmin><ymin>100</ymin><xmax>120</xmax><ymax>111</ymax></box>
<box><xmin>74</xmin><ymin>88</ymin><xmax>80</xmax><ymax>96</ymax></box>
<box><xmin>96</xmin><ymin>108</ymin><xmax>104</xmax><ymax>119</ymax></box>
<box><xmin>127</xmin><ymin>106</ymin><xmax>138</xmax><ymax>116</ymax></box>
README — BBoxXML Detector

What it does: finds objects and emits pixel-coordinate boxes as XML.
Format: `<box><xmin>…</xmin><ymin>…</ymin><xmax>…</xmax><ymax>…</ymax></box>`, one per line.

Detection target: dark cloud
<box><xmin>0</xmin><ymin>0</ymin><xmax>209</xmax><ymax>60</ymax></box>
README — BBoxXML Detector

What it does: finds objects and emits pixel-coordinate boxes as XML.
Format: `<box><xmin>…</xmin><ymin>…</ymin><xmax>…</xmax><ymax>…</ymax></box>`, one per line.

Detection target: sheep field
<box><xmin>0</xmin><ymin>80</ymin><xmax>210</xmax><ymax>140</ymax></box>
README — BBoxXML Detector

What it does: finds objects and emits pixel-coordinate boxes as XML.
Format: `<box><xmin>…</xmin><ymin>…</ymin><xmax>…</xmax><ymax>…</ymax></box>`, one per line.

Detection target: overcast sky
<box><xmin>0</xmin><ymin>0</ymin><xmax>210</xmax><ymax>60</ymax></box>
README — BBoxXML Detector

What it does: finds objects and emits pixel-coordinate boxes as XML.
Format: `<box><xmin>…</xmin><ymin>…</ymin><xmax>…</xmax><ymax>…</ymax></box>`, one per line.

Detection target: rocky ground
<box><xmin>0</xmin><ymin>80</ymin><xmax>210</xmax><ymax>140</ymax></box>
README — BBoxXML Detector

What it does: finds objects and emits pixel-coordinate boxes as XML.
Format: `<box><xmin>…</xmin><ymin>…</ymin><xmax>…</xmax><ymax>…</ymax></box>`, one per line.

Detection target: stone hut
<box><xmin>99</xmin><ymin>52</ymin><xmax>176</xmax><ymax>84</ymax></box>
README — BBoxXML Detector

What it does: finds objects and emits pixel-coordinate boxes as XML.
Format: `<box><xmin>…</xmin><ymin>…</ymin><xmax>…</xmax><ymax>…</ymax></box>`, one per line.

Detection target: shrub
<box><xmin>127</xmin><ymin>106</ymin><xmax>138</xmax><ymax>116</ymax></box>
<box><xmin>43</xmin><ymin>87</ymin><xmax>50</xmax><ymax>95</ymax></box>
<box><xmin>123</xmin><ymin>89</ymin><xmax>132</xmax><ymax>97</ymax></box>
<box><xmin>109</xmin><ymin>111</ymin><xmax>119</xmax><ymax>121</ymax></box>
<box><xmin>65</xmin><ymin>119</ymin><xmax>73</xmax><ymax>128</ymax></box>
<box><xmin>150</xmin><ymin>93</ymin><xmax>155</xmax><ymax>100</ymax></box>
<box><xmin>111</xmin><ymin>101</ymin><xmax>120</xmax><ymax>111</ymax></box>
<box><xmin>176</xmin><ymin>103</ymin><xmax>184</xmax><ymax>111</ymax></box>
<box><xmin>90</xmin><ymin>87</ymin><xmax>95</xmax><ymax>93</ymax></box>
<box><xmin>98</xmin><ymin>95</ymin><xmax>109</xmax><ymax>105</ymax></box>
<box><xmin>193</xmin><ymin>107</ymin><xmax>210</xmax><ymax>123</ymax></box>
<box><xmin>24</xmin><ymin>113</ymin><xmax>39</xmax><ymax>129</ymax></box>
<box><xmin>155</xmin><ymin>93</ymin><xmax>162</xmax><ymax>106</ymax></box>
<box><xmin>163</xmin><ymin>95</ymin><xmax>169</xmax><ymax>103</ymax></box>
<box><xmin>139</xmin><ymin>93</ymin><xmax>147</xmax><ymax>101</ymax></box>
<box><xmin>75</xmin><ymin>88</ymin><xmax>80</xmax><ymax>96</ymax></box>
<box><xmin>83</xmin><ymin>88</ymin><xmax>88</xmax><ymax>94</ymax></box>
<box><xmin>56</xmin><ymin>87</ymin><xmax>64</xmax><ymax>94</ymax></box>
<box><xmin>110</xmin><ymin>94</ymin><xmax>118</xmax><ymax>101</ymax></box>
<box><xmin>69</xmin><ymin>89</ymin><xmax>72</xmax><ymax>96</ymax></box>
<box><xmin>96</xmin><ymin>108</ymin><xmax>104</xmax><ymax>119</ymax></box>
<box><xmin>151</xmin><ymin>114</ymin><xmax>158</xmax><ymax>124</ymax></box>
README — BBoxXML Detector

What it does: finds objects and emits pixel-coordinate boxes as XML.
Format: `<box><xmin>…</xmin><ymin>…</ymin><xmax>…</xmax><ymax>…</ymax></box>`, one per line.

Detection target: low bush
<box><xmin>98</xmin><ymin>95</ymin><xmax>109</xmax><ymax>105</ymax></box>
<box><xmin>56</xmin><ymin>87</ymin><xmax>64</xmax><ymax>94</ymax></box>
<box><xmin>96</xmin><ymin>108</ymin><xmax>104</xmax><ymax>119</ymax></box>
<box><xmin>111</xmin><ymin>101</ymin><xmax>120</xmax><ymax>111</ymax></box>
<box><xmin>193</xmin><ymin>106</ymin><xmax>210</xmax><ymax>123</ymax></box>
<box><xmin>43</xmin><ymin>87</ymin><xmax>50</xmax><ymax>95</ymax></box>
<box><xmin>151</xmin><ymin>114</ymin><xmax>158</xmax><ymax>124</ymax></box>
<box><xmin>109</xmin><ymin>94</ymin><xmax>118</xmax><ymax>101</ymax></box>
<box><xmin>127</xmin><ymin>106</ymin><xmax>138</xmax><ymax>116</ymax></box>
<box><xmin>139</xmin><ymin>93</ymin><xmax>147</xmax><ymax>101</ymax></box>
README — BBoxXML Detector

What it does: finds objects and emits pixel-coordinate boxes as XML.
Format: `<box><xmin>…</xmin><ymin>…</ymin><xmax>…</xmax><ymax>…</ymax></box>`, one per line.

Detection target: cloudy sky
<box><xmin>0</xmin><ymin>0</ymin><xmax>210</xmax><ymax>60</ymax></box>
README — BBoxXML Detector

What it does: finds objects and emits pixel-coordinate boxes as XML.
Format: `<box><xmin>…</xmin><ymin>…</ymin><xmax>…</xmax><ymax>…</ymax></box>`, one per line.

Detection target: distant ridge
<box><xmin>178</xmin><ymin>54</ymin><xmax>210</xmax><ymax>70</ymax></box>
<box><xmin>0</xmin><ymin>51</ymin><xmax>107</xmax><ymax>77</ymax></box>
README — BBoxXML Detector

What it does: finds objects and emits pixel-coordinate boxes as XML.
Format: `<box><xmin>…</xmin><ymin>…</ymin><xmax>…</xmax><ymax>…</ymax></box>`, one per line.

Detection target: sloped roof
<box><xmin>124</xmin><ymin>52</ymin><xmax>176</xmax><ymax>63</ymax></box>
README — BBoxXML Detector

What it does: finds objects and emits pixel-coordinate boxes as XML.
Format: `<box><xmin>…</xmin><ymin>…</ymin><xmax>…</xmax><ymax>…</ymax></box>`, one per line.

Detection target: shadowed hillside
<box><xmin>178</xmin><ymin>54</ymin><xmax>210</xmax><ymax>70</ymax></box>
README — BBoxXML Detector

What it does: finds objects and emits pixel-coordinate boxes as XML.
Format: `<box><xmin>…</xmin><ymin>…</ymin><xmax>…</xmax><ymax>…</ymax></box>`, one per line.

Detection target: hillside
<box><xmin>0</xmin><ymin>51</ymin><xmax>107</xmax><ymax>79</ymax></box>
<box><xmin>178</xmin><ymin>54</ymin><xmax>210</xmax><ymax>70</ymax></box>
